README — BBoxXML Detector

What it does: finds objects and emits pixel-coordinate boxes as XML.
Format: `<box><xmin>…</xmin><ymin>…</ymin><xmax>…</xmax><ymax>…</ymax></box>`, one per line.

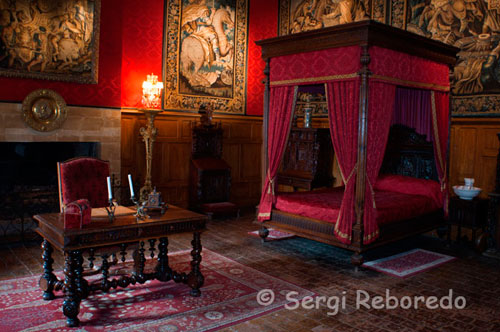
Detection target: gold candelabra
<box><xmin>138</xmin><ymin>73</ymin><xmax>163</xmax><ymax>202</ymax></box>
<box><xmin>139</xmin><ymin>108</ymin><xmax>162</xmax><ymax>202</ymax></box>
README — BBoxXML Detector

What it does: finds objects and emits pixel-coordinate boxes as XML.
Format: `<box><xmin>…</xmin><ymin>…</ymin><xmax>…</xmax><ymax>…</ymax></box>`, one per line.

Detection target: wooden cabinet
<box><xmin>277</xmin><ymin>127</ymin><xmax>334</xmax><ymax>190</ymax></box>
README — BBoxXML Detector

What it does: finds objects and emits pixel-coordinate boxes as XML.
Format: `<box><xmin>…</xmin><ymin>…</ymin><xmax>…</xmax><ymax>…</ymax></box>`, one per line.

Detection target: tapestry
<box><xmin>0</xmin><ymin>0</ymin><xmax>100</xmax><ymax>84</ymax></box>
<box><xmin>163</xmin><ymin>0</ymin><xmax>248</xmax><ymax>114</ymax></box>
<box><xmin>401</xmin><ymin>0</ymin><xmax>500</xmax><ymax>116</ymax></box>
<box><xmin>278</xmin><ymin>0</ymin><xmax>374</xmax><ymax>35</ymax></box>
<box><xmin>277</xmin><ymin>0</ymin><xmax>500</xmax><ymax>116</ymax></box>
<box><xmin>0</xmin><ymin>249</ymin><xmax>314</xmax><ymax>331</ymax></box>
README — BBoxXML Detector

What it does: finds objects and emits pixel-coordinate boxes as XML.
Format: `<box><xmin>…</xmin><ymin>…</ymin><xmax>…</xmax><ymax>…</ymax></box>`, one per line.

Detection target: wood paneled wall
<box><xmin>121</xmin><ymin>110</ymin><xmax>262</xmax><ymax>208</ymax></box>
<box><xmin>450</xmin><ymin>118</ymin><xmax>500</xmax><ymax>198</ymax></box>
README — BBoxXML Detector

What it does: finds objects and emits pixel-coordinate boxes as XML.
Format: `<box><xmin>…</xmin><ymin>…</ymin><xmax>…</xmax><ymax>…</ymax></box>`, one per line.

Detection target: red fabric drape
<box><xmin>257</xmin><ymin>86</ymin><xmax>296</xmax><ymax>221</ymax></box>
<box><xmin>431</xmin><ymin>91</ymin><xmax>450</xmax><ymax>215</ymax></box>
<box><xmin>270</xmin><ymin>46</ymin><xmax>361</xmax><ymax>86</ymax></box>
<box><xmin>369</xmin><ymin>46</ymin><xmax>450</xmax><ymax>92</ymax></box>
<box><xmin>326</xmin><ymin>79</ymin><xmax>360</xmax><ymax>243</ymax></box>
<box><xmin>364</xmin><ymin>81</ymin><xmax>396</xmax><ymax>244</ymax></box>
<box><xmin>392</xmin><ymin>87</ymin><xmax>433</xmax><ymax>141</ymax></box>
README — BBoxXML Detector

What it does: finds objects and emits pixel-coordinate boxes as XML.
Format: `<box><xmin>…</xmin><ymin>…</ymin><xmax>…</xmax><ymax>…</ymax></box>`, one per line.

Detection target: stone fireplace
<box><xmin>0</xmin><ymin>102</ymin><xmax>121</xmax><ymax>238</ymax></box>
<box><xmin>0</xmin><ymin>102</ymin><xmax>120</xmax><ymax>174</ymax></box>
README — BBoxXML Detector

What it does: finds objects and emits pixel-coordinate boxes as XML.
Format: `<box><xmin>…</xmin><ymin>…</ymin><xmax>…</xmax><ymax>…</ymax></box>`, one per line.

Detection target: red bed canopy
<box><xmin>256</xmin><ymin>21</ymin><xmax>458</xmax><ymax>245</ymax></box>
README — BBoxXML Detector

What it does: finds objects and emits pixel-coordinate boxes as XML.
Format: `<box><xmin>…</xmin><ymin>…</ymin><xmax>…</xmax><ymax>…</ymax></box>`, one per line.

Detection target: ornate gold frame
<box><xmin>162</xmin><ymin>0</ymin><xmax>248</xmax><ymax>114</ymax></box>
<box><xmin>22</xmin><ymin>89</ymin><xmax>68</xmax><ymax>132</ymax></box>
<box><xmin>0</xmin><ymin>0</ymin><xmax>100</xmax><ymax>84</ymax></box>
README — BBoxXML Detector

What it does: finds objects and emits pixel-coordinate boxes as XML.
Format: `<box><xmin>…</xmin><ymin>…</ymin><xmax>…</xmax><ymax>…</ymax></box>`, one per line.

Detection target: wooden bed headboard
<box><xmin>380</xmin><ymin>125</ymin><xmax>438</xmax><ymax>181</ymax></box>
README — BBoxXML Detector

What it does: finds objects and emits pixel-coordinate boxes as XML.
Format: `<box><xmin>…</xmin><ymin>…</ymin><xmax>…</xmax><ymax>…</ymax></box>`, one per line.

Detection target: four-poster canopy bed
<box><xmin>255</xmin><ymin>21</ymin><xmax>459</xmax><ymax>265</ymax></box>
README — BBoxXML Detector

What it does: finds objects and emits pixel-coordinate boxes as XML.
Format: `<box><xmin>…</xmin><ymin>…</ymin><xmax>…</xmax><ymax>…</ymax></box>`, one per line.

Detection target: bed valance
<box><xmin>269</xmin><ymin>46</ymin><xmax>450</xmax><ymax>92</ymax></box>
<box><xmin>256</xmin><ymin>21</ymin><xmax>459</xmax><ymax>246</ymax></box>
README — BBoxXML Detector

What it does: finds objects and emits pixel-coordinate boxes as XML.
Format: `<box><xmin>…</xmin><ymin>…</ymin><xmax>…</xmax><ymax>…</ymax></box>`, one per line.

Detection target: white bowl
<box><xmin>453</xmin><ymin>185</ymin><xmax>481</xmax><ymax>200</ymax></box>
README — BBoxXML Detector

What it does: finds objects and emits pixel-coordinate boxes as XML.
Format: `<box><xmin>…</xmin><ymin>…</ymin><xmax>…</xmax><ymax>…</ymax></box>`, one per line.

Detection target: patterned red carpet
<box><xmin>0</xmin><ymin>249</ymin><xmax>313</xmax><ymax>331</ymax></box>
<box><xmin>362</xmin><ymin>248</ymin><xmax>456</xmax><ymax>278</ymax></box>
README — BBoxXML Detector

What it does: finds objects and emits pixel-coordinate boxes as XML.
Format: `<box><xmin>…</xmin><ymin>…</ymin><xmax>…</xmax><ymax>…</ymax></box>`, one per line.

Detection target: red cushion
<box><xmin>58</xmin><ymin>157</ymin><xmax>110</xmax><ymax>209</ymax></box>
<box><xmin>64</xmin><ymin>199</ymin><xmax>92</xmax><ymax>229</ymax></box>
<box><xmin>374</xmin><ymin>174</ymin><xmax>443</xmax><ymax>209</ymax></box>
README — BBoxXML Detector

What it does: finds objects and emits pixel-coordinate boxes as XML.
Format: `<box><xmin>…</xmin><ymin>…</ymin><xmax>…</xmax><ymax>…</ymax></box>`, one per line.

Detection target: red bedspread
<box><xmin>275</xmin><ymin>186</ymin><xmax>442</xmax><ymax>226</ymax></box>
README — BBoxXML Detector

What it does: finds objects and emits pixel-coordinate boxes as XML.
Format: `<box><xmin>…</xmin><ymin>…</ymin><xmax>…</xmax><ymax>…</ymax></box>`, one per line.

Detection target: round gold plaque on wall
<box><xmin>22</xmin><ymin>89</ymin><xmax>67</xmax><ymax>132</ymax></box>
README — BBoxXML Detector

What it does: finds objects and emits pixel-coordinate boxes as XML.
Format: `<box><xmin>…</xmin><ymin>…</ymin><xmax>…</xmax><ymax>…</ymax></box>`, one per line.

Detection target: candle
<box><xmin>128</xmin><ymin>174</ymin><xmax>135</xmax><ymax>198</ymax></box>
<box><xmin>107</xmin><ymin>176</ymin><xmax>113</xmax><ymax>200</ymax></box>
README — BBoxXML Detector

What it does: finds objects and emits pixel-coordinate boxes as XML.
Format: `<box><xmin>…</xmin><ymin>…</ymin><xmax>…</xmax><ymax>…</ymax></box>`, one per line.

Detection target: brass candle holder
<box><xmin>131</xmin><ymin>196</ymin><xmax>148</xmax><ymax>220</ymax></box>
<box><xmin>105</xmin><ymin>199</ymin><xmax>116</xmax><ymax>222</ymax></box>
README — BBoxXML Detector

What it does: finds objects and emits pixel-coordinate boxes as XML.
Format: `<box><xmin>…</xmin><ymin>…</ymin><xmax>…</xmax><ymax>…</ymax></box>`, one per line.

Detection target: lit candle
<box><xmin>107</xmin><ymin>176</ymin><xmax>113</xmax><ymax>200</ymax></box>
<box><xmin>128</xmin><ymin>174</ymin><xmax>135</xmax><ymax>198</ymax></box>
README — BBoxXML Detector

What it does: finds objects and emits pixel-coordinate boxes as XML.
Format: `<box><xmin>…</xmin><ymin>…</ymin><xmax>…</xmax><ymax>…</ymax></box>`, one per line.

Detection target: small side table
<box><xmin>448</xmin><ymin>196</ymin><xmax>488</xmax><ymax>246</ymax></box>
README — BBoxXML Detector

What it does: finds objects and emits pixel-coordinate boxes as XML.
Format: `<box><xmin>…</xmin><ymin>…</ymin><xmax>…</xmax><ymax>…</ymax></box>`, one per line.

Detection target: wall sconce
<box><xmin>141</xmin><ymin>73</ymin><xmax>163</xmax><ymax>109</ymax></box>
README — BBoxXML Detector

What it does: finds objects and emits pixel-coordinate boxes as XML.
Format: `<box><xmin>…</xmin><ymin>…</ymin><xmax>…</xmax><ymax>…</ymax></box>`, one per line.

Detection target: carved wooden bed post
<box><xmin>351</xmin><ymin>45</ymin><xmax>371</xmax><ymax>266</ymax></box>
<box><xmin>259</xmin><ymin>59</ymin><xmax>271</xmax><ymax>240</ymax></box>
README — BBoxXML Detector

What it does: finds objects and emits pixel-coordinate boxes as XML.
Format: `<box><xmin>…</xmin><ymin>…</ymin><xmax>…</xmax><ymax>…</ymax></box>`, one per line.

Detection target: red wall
<box><xmin>120</xmin><ymin>0</ymin><xmax>164</xmax><ymax>109</ymax></box>
<box><xmin>246</xmin><ymin>0</ymin><xmax>278</xmax><ymax>115</ymax></box>
<box><xmin>0</xmin><ymin>0</ymin><xmax>277</xmax><ymax>115</ymax></box>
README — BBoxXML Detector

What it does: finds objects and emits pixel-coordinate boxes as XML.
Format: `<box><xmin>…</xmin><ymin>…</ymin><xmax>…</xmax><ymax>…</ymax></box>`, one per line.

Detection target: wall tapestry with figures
<box><xmin>278</xmin><ymin>0</ymin><xmax>500</xmax><ymax>116</ymax></box>
<box><xmin>0</xmin><ymin>0</ymin><xmax>100</xmax><ymax>84</ymax></box>
<box><xmin>163</xmin><ymin>0</ymin><xmax>248</xmax><ymax>114</ymax></box>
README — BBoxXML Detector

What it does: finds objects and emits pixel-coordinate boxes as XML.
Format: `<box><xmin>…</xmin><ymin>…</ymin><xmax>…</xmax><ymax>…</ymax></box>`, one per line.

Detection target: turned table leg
<box><xmin>187</xmin><ymin>231</ymin><xmax>204</xmax><ymax>297</ymax></box>
<box><xmin>39</xmin><ymin>239</ymin><xmax>56</xmax><ymax>300</ymax></box>
<box><xmin>63</xmin><ymin>250</ymin><xmax>82</xmax><ymax>327</ymax></box>
<box><xmin>156</xmin><ymin>237</ymin><xmax>172</xmax><ymax>281</ymax></box>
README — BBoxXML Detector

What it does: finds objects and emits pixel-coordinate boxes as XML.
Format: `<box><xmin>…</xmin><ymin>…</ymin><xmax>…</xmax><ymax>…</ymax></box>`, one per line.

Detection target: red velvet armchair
<box><xmin>57</xmin><ymin>157</ymin><xmax>123</xmax><ymax>268</ymax></box>
<box><xmin>57</xmin><ymin>157</ymin><xmax>110</xmax><ymax>212</ymax></box>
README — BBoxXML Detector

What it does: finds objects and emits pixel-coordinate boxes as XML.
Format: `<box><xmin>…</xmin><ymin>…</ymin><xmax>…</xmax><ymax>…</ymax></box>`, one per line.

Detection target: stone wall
<box><xmin>0</xmin><ymin>102</ymin><xmax>121</xmax><ymax>177</ymax></box>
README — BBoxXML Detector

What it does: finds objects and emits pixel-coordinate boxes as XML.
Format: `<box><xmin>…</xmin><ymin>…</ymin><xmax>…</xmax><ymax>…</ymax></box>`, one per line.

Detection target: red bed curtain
<box><xmin>431</xmin><ymin>91</ymin><xmax>449</xmax><ymax>215</ymax></box>
<box><xmin>257</xmin><ymin>86</ymin><xmax>296</xmax><ymax>221</ymax></box>
<box><xmin>363</xmin><ymin>81</ymin><xmax>396</xmax><ymax>244</ymax></box>
<box><xmin>392</xmin><ymin>87</ymin><xmax>433</xmax><ymax>141</ymax></box>
<box><xmin>325</xmin><ymin>79</ymin><xmax>360</xmax><ymax>243</ymax></box>
<box><xmin>391</xmin><ymin>87</ymin><xmax>449</xmax><ymax>214</ymax></box>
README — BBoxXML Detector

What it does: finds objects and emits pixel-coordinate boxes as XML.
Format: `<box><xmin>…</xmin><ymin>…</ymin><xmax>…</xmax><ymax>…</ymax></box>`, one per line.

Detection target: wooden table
<box><xmin>34</xmin><ymin>205</ymin><xmax>207</xmax><ymax>327</ymax></box>
<box><xmin>448</xmin><ymin>196</ymin><xmax>488</xmax><ymax>247</ymax></box>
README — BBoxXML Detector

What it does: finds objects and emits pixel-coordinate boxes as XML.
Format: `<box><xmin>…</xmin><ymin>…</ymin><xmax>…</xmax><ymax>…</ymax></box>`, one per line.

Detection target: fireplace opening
<box><xmin>0</xmin><ymin>142</ymin><xmax>99</xmax><ymax>241</ymax></box>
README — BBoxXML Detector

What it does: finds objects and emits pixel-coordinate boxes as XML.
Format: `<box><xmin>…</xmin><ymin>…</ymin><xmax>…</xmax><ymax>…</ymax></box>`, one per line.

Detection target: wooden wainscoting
<box><xmin>121</xmin><ymin>110</ymin><xmax>262</xmax><ymax>209</ymax></box>
<box><xmin>450</xmin><ymin>118</ymin><xmax>500</xmax><ymax>198</ymax></box>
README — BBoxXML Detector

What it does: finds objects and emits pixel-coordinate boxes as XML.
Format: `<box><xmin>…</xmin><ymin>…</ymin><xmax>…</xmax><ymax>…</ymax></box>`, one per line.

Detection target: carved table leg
<box><xmin>75</xmin><ymin>250</ymin><xmax>88</xmax><ymax>299</ymax></box>
<box><xmin>134</xmin><ymin>241</ymin><xmax>146</xmax><ymax>283</ymax></box>
<box><xmin>156</xmin><ymin>237</ymin><xmax>172</xmax><ymax>282</ymax></box>
<box><xmin>101</xmin><ymin>253</ymin><xmax>110</xmax><ymax>292</ymax></box>
<box><xmin>63</xmin><ymin>250</ymin><xmax>81</xmax><ymax>327</ymax></box>
<box><xmin>39</xmin><ymin>239</ymin><xmax>56</xmax><ymax>300</ymax></box>
<box><xmin>187</xmin><ymin>231</ymin><xmax>204</xmax><ymax>297</ymax></box>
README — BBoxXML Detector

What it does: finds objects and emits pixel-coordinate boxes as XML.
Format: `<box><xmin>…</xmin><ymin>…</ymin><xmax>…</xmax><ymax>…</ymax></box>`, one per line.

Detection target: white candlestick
<box><xmin>128</xmin><ymin>174</ymin><xmax>135</xmax><ymax>198</ymax></box>
<box><xmin>107</xmin><ymin>176</ymin><xmax>113</xmax><ymax>200</ymax></box>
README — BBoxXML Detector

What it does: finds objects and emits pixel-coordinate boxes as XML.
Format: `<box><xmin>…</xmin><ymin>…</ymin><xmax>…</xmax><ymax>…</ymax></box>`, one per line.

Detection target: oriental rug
<box><xmin>0</xmin><ymin>249</ymin><xmax>313</xmax><ymax>331</ymax></box>
<box><xmin>362</xmin><ymin>249</ymin><xmax>456</xmax><ymax>278</ymax></box>
<box><xmin>248</xmin><ymin>228</ymin><xmax>295</xmax><ymax>241</ymax></box>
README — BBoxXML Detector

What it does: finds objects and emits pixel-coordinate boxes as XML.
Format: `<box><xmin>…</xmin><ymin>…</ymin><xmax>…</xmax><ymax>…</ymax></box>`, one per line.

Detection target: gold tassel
<box><xmin>267</xmin><ymin>173</ymin><xmax>275</xmax><ymax>195</ymax></box>
<box><xmin>367</xmin><ymin>177</ymin><xmax>376</xmax><ymax>209</ymax></box>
